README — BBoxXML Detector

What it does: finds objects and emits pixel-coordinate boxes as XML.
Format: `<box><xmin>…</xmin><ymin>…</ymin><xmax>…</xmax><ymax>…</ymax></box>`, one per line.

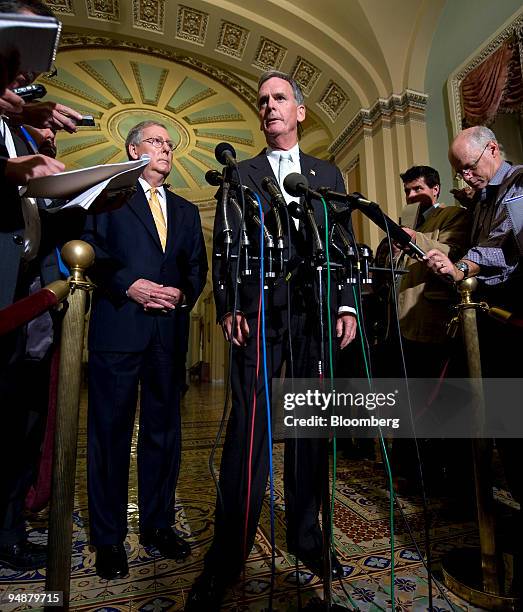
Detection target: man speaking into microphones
<box><xmin>187</xmin><ymin>71</ymin><xmax>357</xmax><ymax>611</ymax></box>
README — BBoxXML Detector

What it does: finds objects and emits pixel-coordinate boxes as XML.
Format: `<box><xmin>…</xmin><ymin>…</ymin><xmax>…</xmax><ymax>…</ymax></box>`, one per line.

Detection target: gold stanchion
<box><xmin>45</xmin><ymin>241</ymin><xmax>95</xmax><ymax>612</ymax></box>
<box><xmin>441</xmin><ymin>278</ymin><xmax>519</xmax><ymax>611</ymax></box>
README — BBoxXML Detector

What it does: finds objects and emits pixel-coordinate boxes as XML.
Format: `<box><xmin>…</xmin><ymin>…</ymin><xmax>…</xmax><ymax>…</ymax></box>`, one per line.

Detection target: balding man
<box><xmin>427</xmin><ymin>126</ymin><xmax>522</xmax><ymax>297</ymax></box>
<box><xmin>427</xmin><ymin>126</ymin><xmax>523</xmax><ymax>506</ymax></box>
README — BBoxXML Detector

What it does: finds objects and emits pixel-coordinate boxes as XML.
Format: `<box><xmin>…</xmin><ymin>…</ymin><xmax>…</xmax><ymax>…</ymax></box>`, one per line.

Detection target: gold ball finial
<box><xmin>457</xmin><ymin>276</ymin><xmax>478</xmax><ymax>295</ymax></box>
<box><xmin>61</xmin><ymin>240</ymin><xmax>95</xmax><ymax>270</ymax></box>
<box><xmin>61</xmin><ymin>240</ymin><xmax>95</xmax><ymax>282</ymax></box>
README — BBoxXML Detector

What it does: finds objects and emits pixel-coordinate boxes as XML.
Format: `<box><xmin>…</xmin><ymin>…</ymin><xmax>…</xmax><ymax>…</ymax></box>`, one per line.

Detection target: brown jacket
<box><xmin>396</xmin><ymin>203</ymin><xmax>470</xmax><ymax>343</ymax></box>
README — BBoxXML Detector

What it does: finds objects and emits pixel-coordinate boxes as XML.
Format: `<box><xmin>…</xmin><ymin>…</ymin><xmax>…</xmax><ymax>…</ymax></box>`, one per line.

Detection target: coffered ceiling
<box><xmin>42</xmin><ymin>0</ymin><xmax>445</xmax><ymax>236</ymax></box>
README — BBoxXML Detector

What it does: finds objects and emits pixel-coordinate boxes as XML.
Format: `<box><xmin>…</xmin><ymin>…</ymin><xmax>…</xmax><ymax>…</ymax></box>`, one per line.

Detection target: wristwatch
<box><xmin>455</xmin><ymin>260</ymin><xmax>470</xmax><ymax>279</ymax></box>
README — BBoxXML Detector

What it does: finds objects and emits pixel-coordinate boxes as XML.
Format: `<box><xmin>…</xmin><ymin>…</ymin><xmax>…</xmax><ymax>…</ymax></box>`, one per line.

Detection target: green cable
<box><xmin>320</xmin><ymin>199</ymin><xmax>359</xmax><ymax>612</ymax></box>
<box><xmin>351</xmin><ymin>286</ymin><xmax>395</xmax><ymax>610</ymax></box>
<box><xmin>320</xmin><ymin>197</ymin><xmax>336</xmax><ymax>523</ymax></box>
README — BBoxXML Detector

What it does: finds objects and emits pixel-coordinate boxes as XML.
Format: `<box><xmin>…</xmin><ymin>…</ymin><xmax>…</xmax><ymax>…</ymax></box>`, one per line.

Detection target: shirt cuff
<box><xmin>338</xmin><ymin>307</ymin><xmax>356</xmax><ymax>315</ymax></box>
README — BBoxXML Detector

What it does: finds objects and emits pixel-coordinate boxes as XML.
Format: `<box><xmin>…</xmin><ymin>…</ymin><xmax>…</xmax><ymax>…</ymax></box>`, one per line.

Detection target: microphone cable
<box><xmin>280</xmin><ymin>202</ymin><xmax>304</xmax><ymax>610</ymax></box>
<box><xmin>208</xmin><ymin>164</ymin><xmax>246</xmax><ymax>515</ymax></box>
<box><xmin>380</xmin><ymin>209</ymin><xmax>459</xmax><ymax>612</ymax></box>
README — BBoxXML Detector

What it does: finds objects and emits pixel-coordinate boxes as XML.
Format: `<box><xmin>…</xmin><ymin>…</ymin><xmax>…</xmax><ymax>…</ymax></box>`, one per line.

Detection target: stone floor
<box><xmin>1</xmin><ymin>382</ymin><xmax>513</xmax><ymax>611</ymax></box>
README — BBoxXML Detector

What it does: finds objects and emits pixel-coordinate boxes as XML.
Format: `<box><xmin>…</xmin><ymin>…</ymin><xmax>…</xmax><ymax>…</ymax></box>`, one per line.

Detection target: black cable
<box><xmin>208</xmin><ymin>165</ymin><xmax>245</xmax><ymax>513</ymax></box>
<box><xmin>380</xmin><ymin>208</ymin><xmax>439</xmax><ymax>612</ymax></box>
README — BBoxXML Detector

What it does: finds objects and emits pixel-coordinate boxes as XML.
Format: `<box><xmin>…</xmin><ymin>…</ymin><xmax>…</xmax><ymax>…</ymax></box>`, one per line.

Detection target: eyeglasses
<box><xmin>141</xmin><ymin>137</ymin><xmax>176</xmax><ymax>152</ymax></box>
<box><xmin>454</xmin><ymin>142</ymin><xmax>489</xmax><ymax>179</ymax></box>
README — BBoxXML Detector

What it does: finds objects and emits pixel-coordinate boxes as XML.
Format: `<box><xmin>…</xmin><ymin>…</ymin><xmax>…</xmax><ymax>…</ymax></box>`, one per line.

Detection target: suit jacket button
<box><xmin>13</xmin><ymin>234</ymin><xmax>23</xmax><ymax>245</ymax></box>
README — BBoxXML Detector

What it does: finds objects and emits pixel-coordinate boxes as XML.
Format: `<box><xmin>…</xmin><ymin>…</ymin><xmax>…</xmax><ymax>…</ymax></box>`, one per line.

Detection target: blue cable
<box><xmin>253</xmin><ymin>191</ymin><xmax>276</xmax><ymax>603</ymax></box>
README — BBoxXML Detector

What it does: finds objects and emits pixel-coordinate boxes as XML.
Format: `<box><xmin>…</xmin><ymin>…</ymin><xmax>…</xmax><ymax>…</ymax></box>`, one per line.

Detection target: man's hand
<box><xmin>450</xmin><ymin>186</ymin><xmax>478</xmax><ymax>208</ymax></box>
<box><xmin>336</xmin><ymin>313</ymin><xmax>357</xmax><ymax>349</ymax></box>
<box><xmin>220</xmin><ymin>313</ymin><xmax>250</xmax><ymax>346</ymax></box>
<box><xmin>127</xmin><ymin>279</ymin><xmax>184</xmax><ymax>310</ymax></box>
<box><xmin>425</xmin><ymin>249</ymin><xmax>460</xmax><ymax>281</ymax></box>
<box><xmin>88</xmin><ymin>188</ymin><xmax>136</xmax><ymax>214</ymax></box>
<box><xmin>0</xmin><ymin>88</ymin><xmax>24</xmax><ymax>114</ymax></box>
<box><xmin>391</xmin><ymin>226</ymin><xmax>416</xmax><ymax>257</ymax></box>
<box><xmin>5</xmin><ymin>154</ymin><xmax>65</xmax><ymax>185</ymax></box>
<box><xmin>16</xmin><ymin>101</ymin><xmax>83</xmax><ymax>133</ymax></box>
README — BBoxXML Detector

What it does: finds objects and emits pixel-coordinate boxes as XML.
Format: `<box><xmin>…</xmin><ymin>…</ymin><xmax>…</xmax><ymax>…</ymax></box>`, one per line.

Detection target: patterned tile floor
<box><xmin>0</xmin><ymin>382</ymin><xmax>511</xmax><ymax>611</ymax></box>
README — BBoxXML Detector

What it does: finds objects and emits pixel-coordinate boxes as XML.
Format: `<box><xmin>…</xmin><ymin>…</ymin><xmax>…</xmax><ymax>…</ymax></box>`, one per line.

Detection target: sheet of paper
<box><xmin>25</xmin><ymin>156</ymin><xmax>150</xmax><ymax>199</ymax></box>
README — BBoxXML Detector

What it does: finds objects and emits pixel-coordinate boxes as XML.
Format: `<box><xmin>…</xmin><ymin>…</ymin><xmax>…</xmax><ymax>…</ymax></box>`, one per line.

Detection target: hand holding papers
<box><xmin>24</xmin><ymin>155</ymin><xmax>151</xmax><ymax>211</ymax></box>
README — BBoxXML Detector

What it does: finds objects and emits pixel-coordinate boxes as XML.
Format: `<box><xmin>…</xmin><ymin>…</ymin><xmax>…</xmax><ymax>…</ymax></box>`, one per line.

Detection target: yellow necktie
<box><xmin>149</xmin><ymin>188</ymin><xmax>167</xmax><ymax>251</ymax></box>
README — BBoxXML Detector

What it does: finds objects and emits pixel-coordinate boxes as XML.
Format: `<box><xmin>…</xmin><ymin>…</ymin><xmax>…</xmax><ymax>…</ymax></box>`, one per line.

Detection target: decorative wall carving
<box><xmin>216</xmin><ymin>21</ymin><xmax>249</xmax><ymax>60</ymax></box>
<box><xmin>86</xmin><ymin>0</ymin><xmax>120</xmax><ymax>22</ymax></box>
<box><xmin>318</xmin><ymin>81</ymin><xmax>349</xmax><ymax>122</ymax></box>
<box><xmin>253</xmin><ymin>37</ymin><xmax>286</xmax><ymax>71</ymax></box>
<box><xmin>329</xmin><ymin>90</ymin><xmax>428</xmax><ymax>156</ymax></box>
<box><xmin>46</xmin><ymin>0</ymin><xmax>74</xmax><ymax>14</ymax></box>
<box><xmin>132</xmin><ymin>0</ymin><xmax>165</xmax><ymax>33</ymax></box>
<box><xmin>176</xmin><ymin>5</ymin><xmax>209</xmax><ymax>46</ymax></box>
<box><xmin>291</xmin><ymin>57</ymin><xmax>321</xmax><ymax>96</ymax></box>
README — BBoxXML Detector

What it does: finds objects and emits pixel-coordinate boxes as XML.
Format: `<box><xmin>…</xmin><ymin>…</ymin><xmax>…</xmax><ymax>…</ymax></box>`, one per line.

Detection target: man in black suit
<box><xmin>82</xmin><ymin>121</ymin><xmax>207</xmax><ymax>580</ymax></box>
<box><xmin>186</xmin><ymin>71</ymin><xmax>357</xmax><ymax>611</ymax></box>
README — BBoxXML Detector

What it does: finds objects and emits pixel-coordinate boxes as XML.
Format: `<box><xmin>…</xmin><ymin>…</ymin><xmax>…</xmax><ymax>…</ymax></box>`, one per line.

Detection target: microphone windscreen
<box><xmin>283</xmin><ymin>172</ymin><xmax>309</xmax><ymax>197</ymax></box>
<box><xmin>215</xmin><ymin>142</ymin><xmax>237</xmax><ymax>165</ymax></box>
<box><xmin>205</xmin><ymin>169</ymin><xmax>222</xmax><ymax>186</ymax></box>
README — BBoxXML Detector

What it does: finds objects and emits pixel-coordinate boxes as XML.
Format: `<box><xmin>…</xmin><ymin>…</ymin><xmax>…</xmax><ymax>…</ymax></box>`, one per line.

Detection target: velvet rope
<box><xmin>0</xmin><ymin>289</ymin><xmax>59</xmax><ymax>336</ymax></box>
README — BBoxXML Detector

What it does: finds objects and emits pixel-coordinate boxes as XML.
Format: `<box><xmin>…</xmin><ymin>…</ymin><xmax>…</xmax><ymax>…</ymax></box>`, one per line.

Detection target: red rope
<box><xmin>0</xmin><ymin>289</ymin><xmax>58</xmax><ymax>336</ymax></box>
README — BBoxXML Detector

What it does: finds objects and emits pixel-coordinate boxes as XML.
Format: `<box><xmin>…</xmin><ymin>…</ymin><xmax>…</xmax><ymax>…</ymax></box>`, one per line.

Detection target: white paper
<box><xmin>25</xmin><ymin>156</ymin><xmax>150</xmax><ymax>200</ymax></box>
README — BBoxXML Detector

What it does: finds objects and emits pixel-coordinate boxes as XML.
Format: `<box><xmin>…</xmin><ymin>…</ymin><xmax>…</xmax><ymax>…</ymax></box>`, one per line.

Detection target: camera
<box><xmin>75</xmin><ymin>115</ymin><xmax>95</xmax><ymax>127</ymax></box>
<box><xmin>12</xmin><ymin>84</ymin><xmax>47</xmax><ymax>101</ymax></box>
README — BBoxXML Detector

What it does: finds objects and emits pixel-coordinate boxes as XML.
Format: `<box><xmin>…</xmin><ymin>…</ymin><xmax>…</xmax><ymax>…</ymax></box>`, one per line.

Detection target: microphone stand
<box><xmin>218</xmin><ymin>167</ymin><xmax>233</xmax><ymax>290</ymax></box>
<box><xmin>228</xmin><ymin>195</ymin><xmax>252</xmax><ymax>278</ymax></box>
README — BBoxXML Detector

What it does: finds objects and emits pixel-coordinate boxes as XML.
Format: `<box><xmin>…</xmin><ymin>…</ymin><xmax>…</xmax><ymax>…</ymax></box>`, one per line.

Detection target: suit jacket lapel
<box><xmin>299</xmin><ymin>153</ymin><xmax>320</xmax><ymax>188</ymax></box>
<box><xmin>128</xmin><ymin>183</ymin><xmax>163</xmax><ymax>251</ymax></box>
<box><xmin>243</xmin><ymin>152</ymin><xmax>274</xmax><ymax>212</ymax></box>
<box><xmin>165</xmin><ymin>190</ymin><xmax>187</xmax><ymax>256</ymax></box>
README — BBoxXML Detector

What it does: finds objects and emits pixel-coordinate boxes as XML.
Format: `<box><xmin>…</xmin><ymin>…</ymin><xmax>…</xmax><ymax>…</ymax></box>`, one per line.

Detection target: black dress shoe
<box><xmin>140</xmin><ymin>527</ymin><xmax>191</xmax><ymax>560</ymax></box>
<box><xmin>0</xmin><ymin>541</ymin><xmax>47</xmax><ymax>571</ymax></box>
<box><xmin>185</xmin><ymin>571</ymin><xmax>227</xmax><ymax>612</ymax></box>
<box><xmin>95</xmin><ymin>544</ymin><xmax>129</xmax><ymax>580</ymax></box>
<box><xmin>298</xmin><ymin>553</ymin><xmax>344</xmax><ymax>580</ymax></box>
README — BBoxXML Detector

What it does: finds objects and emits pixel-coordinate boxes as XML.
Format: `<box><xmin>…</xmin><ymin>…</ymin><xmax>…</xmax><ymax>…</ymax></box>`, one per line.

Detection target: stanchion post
<box><xmin>456</xmin><ymin>278</ymin><xmax>499</xmax><ymax>596</ymax></box>
<box><xmin>45</xmin><ymin>241</ymin><xmax>95</xmax><ymax>611</ymax></box>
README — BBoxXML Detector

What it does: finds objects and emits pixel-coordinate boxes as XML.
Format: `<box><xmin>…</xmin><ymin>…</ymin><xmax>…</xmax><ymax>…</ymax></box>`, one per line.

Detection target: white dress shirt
<box><xmin>138</xmin><ymin>176</ymin><xmax>168</xmax><ymax>221</ymax></box>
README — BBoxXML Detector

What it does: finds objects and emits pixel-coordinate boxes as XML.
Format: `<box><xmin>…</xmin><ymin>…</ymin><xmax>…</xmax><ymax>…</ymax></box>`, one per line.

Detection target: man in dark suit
<box><xmin>186</xmin><ymin>71</ymin><xmax>357</xmax><ymax>611</ymax></box>
<box><xmin>82</xmin><ymin>121</ymin><xmax>207</xmax><ymax>580</ymax></box>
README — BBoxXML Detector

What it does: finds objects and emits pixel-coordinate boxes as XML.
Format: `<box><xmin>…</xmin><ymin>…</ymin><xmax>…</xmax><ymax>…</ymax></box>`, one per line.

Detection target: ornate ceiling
<box><xmin>41</xmin><ymin>0</ymin><xmax>445</xmax><ymax>236</ymax></box>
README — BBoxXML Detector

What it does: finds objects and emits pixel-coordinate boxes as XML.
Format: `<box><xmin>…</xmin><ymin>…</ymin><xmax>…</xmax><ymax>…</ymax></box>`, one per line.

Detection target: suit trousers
<box><xmin>204</xmin><ymin>311</ymin><xmax>329</xmax><ymax>579</ymax></box>
<box><xmin>0</xmin><ymin>339</ymin><xmax>52</xmax><ymax>545</ymax></box>
<box><xmin>87</xmin><ymin>323</ymin><xmax>183</xmax><ymax>546</ymax></box>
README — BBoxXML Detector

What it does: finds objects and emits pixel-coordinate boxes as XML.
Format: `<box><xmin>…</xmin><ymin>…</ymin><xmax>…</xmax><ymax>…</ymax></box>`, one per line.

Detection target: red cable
<box><xmin>242</xmin><ymin>289</ymin><xmax>263</xmax><ymax>569</ymax></box>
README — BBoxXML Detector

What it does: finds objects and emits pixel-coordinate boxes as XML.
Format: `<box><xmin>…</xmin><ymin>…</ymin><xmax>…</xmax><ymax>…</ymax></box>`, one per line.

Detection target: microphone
<box><xmin>283</xmin><ymin>173</ymin><xmax>321</xmax><ymax>199</ymax></box>
<box><xmin>205</xmin><ymin>169</ymin><xmax>258</xmax><ymax>200</ymax></box>
<box><xmin>318</xmin><ymin>188</ymin><xmax>426</xmax><ymax>260</ymax></box>
<box><xmin>350</xmin><ymin>193</ymin><xmax>426</xmax><ymax>260</ymax></box>
<box><xmin>215</xmin><ymin>142</ymin><xmax>237</xmax><ymax>168</ymax></box>
<box><xmin>282</xmin><ymin>174</ymin><xmax>324</xmax><ymax>261</ymax></box>
<box><xmin>261</xmin><ymin>176</ymin><xmax>287</xmax><ymax>208</ymax></box>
